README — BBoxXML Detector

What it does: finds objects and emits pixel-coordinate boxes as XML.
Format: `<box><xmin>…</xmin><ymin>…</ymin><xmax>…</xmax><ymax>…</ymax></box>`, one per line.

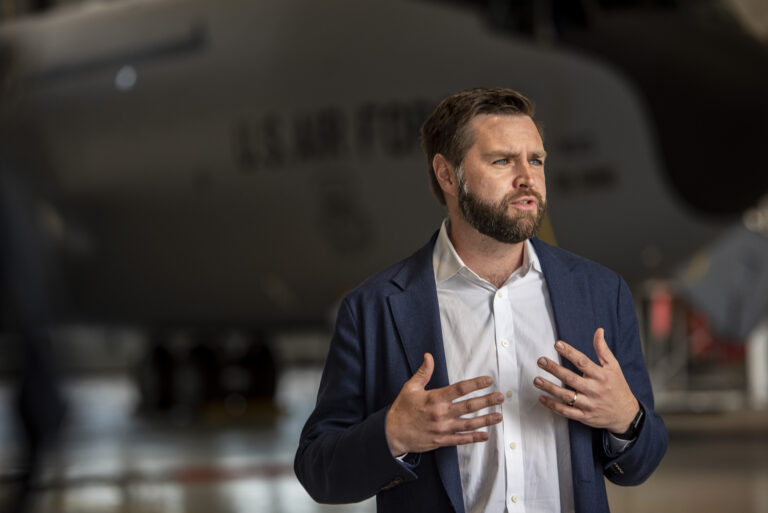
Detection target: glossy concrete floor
<box><xmin>2</xmin><ymin>368</ymin><xmax>768</xmax><ymax>513</ymax></box>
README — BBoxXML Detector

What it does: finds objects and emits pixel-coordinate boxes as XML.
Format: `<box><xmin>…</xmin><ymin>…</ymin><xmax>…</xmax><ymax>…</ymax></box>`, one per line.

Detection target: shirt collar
<box><xmin>432</xmin><ymin>218</ymin><xmax>542</xmax><ymax>286</ymax></box>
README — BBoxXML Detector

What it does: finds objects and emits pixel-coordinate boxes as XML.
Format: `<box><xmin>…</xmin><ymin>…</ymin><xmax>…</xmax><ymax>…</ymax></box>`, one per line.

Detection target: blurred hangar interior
<box><xmin>1</xmin><ymin>0</ymin><xmax>768</xmax><ymax>512</ymax></box>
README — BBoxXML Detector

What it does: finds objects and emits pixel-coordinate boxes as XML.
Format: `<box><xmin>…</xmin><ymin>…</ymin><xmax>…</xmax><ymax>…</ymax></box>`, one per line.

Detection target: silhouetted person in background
<box><xmin>0</xmin><ymin>158</ymin><xmax>66</xmax><ymax>513</ymax></box>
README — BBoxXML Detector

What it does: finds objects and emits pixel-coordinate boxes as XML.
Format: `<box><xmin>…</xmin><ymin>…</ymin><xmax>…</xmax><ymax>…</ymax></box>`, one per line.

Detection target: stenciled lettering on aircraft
<box><xmin>554</xmin><ymin>165</ymin><xmax>617</xmax><ymax>193</ymax></box>
<box><xmin>232</xmin><ymin>99</ymin><xmax>434</xmax><ymax>171</ymax></box>
<box><xmin>552</xmin><ymin>135</ymin><xmax>617</xmax><ymax>193</ymax></box>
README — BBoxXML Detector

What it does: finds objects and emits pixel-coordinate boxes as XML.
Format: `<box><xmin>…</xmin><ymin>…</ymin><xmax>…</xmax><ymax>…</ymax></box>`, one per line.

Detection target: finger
<box><xmin>538</xmin><ymin>394</ymin><xmax>586</xmax><ymax>421</ymax></box>
<box><xmin>450</xmin><ymin>412</ymin><xmax>503</xmax><ymax>433</ymax></box>
<box><xmin>409</xmin><ymin>353</ymin><xmax>434</xmax><ymax>389</ymax></box>
<box><xmin>533</xmin><ymin>376</ymin><xmax>580</xmax><ymax>405</ymax></box>
<box><xmin>593</xmin><ymin>328</ymin><xmax>616</xmax><ymax>366</ymax></box>
<box><xmin>554</xmin><ymin>340</ymin><xmax>600</xmax><ymax>376</ymax></box>
<box><xmin>449</xmin><ymin>392</ymin><xmax>504</xmax><ymax>417</ymax></box>
<box><xmin>440</xmin><ymin>375</ymin><xmax>494</xmax><ymax>401</ymax></box>
<box><xmin>537</xmin><ymin>357</ymin><xmax>589</xmax><ymax>391</ymax></box>
<box><xmin>434</xmin><ymin>430</ymin><xmax>490</xmax><ymax>448</ymax></box>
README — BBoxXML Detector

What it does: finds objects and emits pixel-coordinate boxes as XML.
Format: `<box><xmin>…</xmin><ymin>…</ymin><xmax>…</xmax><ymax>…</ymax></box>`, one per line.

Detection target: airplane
<box><xmin>0</xmin><ymin>0</ymin><xmax>764</xmax><ymax>412</ymax></box>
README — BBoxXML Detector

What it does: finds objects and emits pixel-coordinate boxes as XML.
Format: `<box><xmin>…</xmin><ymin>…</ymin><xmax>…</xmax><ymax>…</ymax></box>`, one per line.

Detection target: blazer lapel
<box><xmin>532</xmin><ymin>238</ymin><xmax>595</xmax><ymax>357</ymax></box>
<box><xmin>532</xmin><ymin>238</ymin><xmax>596</xmax><ymax>485</ymax></box>
<box><xmin>387</xmin><ymin>233</ymin><xmax>466</xmax><ymax>513</ymax></box>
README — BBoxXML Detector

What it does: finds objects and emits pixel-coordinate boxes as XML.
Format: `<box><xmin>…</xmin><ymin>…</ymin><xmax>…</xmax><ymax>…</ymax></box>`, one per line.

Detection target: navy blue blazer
<box><xmin>295</xmin><ymin>233</ymin><xmax>667</xmax><ymax>513</ymax></box>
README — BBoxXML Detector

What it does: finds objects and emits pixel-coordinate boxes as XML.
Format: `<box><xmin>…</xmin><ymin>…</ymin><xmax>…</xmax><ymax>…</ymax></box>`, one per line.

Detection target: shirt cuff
<box><xmin>395</xmin><ymin>452</ymin><xmax>421</xmax><ymax>469</ymax></box>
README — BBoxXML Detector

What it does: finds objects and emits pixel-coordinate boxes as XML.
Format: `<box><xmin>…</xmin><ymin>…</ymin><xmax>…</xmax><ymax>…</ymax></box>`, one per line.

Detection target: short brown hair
<box><xmin>420</xmin><ymin>88</ymin><xmax>535</xmax><ymax>204</ymax></box>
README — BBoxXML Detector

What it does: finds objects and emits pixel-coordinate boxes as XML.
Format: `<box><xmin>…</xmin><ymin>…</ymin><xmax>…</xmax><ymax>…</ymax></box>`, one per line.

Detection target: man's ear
<box><xmin>433</xmin><ymin>154</ymin><xmax>458</xmax><ymax>199</ymax></box>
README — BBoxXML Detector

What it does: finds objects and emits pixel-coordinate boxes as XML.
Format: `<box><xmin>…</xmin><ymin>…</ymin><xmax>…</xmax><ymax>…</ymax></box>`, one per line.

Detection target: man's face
<box><xmin>455</xmin><ymin>114</ymin><xmax>547</xmax><ymax>244</ymax></box>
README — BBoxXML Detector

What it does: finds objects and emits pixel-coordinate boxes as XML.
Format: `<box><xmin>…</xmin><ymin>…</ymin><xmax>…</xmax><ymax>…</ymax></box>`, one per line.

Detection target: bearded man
<box><xmin>295</xmin><ymin>88</ymin><xmax>667</xmax><ymax>513</ymax></box>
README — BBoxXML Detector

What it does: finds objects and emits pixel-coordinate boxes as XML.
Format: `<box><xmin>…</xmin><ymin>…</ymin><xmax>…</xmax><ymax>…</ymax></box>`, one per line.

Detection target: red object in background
<box><xmin>688</xmin><ymin>311</ymin><xmax>714</xmax><ymax>357</ymax></box>
<box><xmin>687</xmin><ymin>310</ymin><xmax>745</xmax><ymax>362</ymax></box>
<box><xmin>650</xmin><ymin>286</ymin><xmax>673</xmax><ymax>341</ymax></box>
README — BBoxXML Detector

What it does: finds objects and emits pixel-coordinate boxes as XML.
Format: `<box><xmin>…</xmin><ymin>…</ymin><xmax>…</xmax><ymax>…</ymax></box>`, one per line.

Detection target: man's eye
<box><xmin>493</xmin><ymin>158</ymin><xmax>509</xmax><ymax>165</ymax></box>
<box><xmin>530</xmin><ymin>159</ymin><xmax>544</xmax><ymax>166</ymax></box>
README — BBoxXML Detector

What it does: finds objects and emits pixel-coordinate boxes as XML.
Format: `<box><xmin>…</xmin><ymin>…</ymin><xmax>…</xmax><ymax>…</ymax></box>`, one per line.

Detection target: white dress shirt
<box><xmin>433</xmin><ymin>220</ymin><xmax>575</xmax><ymax>513</ymax></box>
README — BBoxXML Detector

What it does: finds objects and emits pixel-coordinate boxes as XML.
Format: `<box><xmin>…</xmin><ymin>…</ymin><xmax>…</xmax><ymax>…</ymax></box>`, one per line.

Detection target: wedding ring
<box><xmin>567</xmin><ymin>392</ymin><xmax>578</xmax><ymax>407</ymax></box>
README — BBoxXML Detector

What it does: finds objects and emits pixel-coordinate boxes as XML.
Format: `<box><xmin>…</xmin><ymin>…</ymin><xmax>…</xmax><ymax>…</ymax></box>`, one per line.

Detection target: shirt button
<box><xmin>509</xmin><ymin>442</ymin><xmax>517</xmax><ymax>450</ymax></box>
<box><xmin>506</xmin><ymin>390</ymin><xmax>513</xmax><ymax>398</ymax></box>
<box><xmin>501</xmin><ymin>339</ymin><xmax>509</xmax><ymax>347</ymax></box>
<box><xmin>511</xmin><ymin>495</ymin><xmax>519</xmax><ymax>503</ymax></box>
<box><xmin>496</xmin><ymin>290</ymin><xmax>503</xmax><ymax>299</ymax></box>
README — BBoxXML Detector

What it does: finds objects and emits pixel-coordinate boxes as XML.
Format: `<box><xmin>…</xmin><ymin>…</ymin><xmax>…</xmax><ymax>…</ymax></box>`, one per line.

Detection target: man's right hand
<box><xmin>385</xmin><ymin>352</ymin><xmax>504</xmax><ymax>457</ymax></box>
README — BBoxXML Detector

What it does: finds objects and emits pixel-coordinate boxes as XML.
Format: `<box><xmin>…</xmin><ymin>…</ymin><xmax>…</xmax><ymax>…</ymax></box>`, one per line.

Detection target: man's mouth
<box><xmin>509</xmin><ymin>196</ymin><xmax>538</xmax><ymax>210</ymax></box>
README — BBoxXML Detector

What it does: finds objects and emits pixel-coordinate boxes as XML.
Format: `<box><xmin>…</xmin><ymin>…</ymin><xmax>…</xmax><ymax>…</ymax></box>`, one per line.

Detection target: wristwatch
<box><xmin>613</xmin><ymin>405</ymin><xmax>645</xmax><ymax>440</ymax></box>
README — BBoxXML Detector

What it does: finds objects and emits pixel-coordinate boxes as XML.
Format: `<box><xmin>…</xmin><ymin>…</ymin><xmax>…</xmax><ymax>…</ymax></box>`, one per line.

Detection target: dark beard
<box><xmin>458</xmin><ymin>181</ymin><xmax>546</xmax><ymax>244</ymax></box>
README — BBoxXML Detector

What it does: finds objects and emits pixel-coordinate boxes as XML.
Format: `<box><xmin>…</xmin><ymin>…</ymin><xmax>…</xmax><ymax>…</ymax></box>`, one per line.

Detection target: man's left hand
<box><xmin>534</xmin><ymin>328</ymin><xmax>639</xmax><ymax>434</ymax></box>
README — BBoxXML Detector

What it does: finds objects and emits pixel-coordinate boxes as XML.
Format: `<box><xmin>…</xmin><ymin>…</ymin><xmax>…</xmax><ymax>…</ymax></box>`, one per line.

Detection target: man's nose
<box><xmin>513</xmin><ymin>162</ymin><xmax>534</xmax><ymax>188</ymax></box>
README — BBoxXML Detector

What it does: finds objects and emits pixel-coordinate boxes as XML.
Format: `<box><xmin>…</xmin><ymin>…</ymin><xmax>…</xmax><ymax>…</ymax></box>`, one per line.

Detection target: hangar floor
<box><xmin>2</xmin><ymin>368</ymin><xmax>768</xmax><ymax>513</ymax></box>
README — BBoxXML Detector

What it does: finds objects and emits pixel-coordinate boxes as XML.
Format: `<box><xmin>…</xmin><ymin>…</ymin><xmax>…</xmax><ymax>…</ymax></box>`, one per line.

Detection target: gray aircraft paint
<box><xmin>0</xmin><ymin>0</ymin><xmax>722</xmax><ymax>324</ymax></box>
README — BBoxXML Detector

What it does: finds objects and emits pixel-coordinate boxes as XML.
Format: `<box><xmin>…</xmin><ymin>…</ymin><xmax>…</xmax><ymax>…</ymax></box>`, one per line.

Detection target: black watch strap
<box><xmin>613</xmin><ymin>405</ymin><xmax>645</xmax><ymax>440</ymax></box>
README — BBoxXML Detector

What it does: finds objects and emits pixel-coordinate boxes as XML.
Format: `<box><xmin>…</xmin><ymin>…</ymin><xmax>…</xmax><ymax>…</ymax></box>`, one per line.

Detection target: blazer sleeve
<box><xmin>294</xmin><ymin>296</ymin><xmax>419</xmax><ymax>503</ymax></box>
<box><xmin>602</xmin><ymin>277</ymin><xmax>668</xmax><ymax>485</ymax></box>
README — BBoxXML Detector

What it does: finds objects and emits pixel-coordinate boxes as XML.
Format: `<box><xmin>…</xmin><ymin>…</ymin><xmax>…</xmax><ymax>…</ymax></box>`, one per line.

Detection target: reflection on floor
<box><xmin>1</xmin><ymin>368</ymin><xmax>767</xmax><ymax>513</ymax></box>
